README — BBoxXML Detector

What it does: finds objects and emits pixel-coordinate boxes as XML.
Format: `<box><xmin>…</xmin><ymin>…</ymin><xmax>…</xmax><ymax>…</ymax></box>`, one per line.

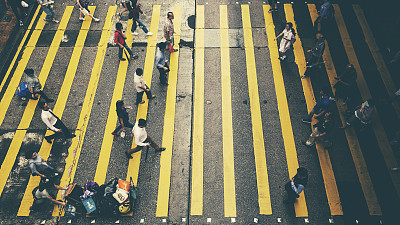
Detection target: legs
<box><xmin>284</xmin><ymin>182</ymin><xmax>298</xmax><ymax>203</ymax></box>
<box><xmin>136</xmin><ymin>19</ymin><xmax>149</xmax><ymax>33</ymax></box>
<box><xmin>305</xmin><ymin>128</ymin><xmax>320</xmax><ymax>146</ymax></box>
<box><xmin>118</xmin><ymin>46</ymin><xmax>124</xmax><ymax>59</ymax></box>
<box><xmin>136</xmin><ymin>91</ymin><xmax>145</xmax><ymax>105</ymax></box>
<box><xmin>43</xmin><ymin>6</ymin><xmax>55</xmax><ymax>21</ymax></box>
<box><xmin>158</xmin><ymin>67</ymin><xmax>168</xmax><ymax>85</ymax></box>
<box><xmin>123</xmin><ymin>43</ymin><xmax>136</xmax><ymax>59</ymax></box>
<box><xmin>126</xmin><ymin>135</ymin><xmax>165</xmax><ymax>158</ymax></box>
<box><xmin>45</xmin><ymin>120</ymin><xmax>74</xmax><ymax>142</ymax></box>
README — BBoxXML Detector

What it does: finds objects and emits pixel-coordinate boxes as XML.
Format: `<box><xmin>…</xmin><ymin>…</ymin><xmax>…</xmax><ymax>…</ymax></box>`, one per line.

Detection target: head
<box><xmin>136</xmin><ymin>68</ymin><xmax>143</xmax><ymax>76</ymax></box>
<box><xmin>285</xmin><ymin>22</ymin><xmax>293</xmax><ymax>30</ymax></box>
<box><xmin>138</xmin><ymin>119</ymin><xmax>147</xmax><ymax>127</ymax></box>
<box><xmin>157</xmin><ymin>42</ymin><xmax>167</xmax><ymax>51</ymax></box>
<box><xmin>297</xmin><ymin>167</ymin><xmax>308</xmax><ymax>178</ymax></box>
<box><xmin>38</xmin><ymin>101</ymin><xmax>49</xmax><ymax>111</ymax></box>
<box><xmin>116</xmin><ymin>100</ymin><xmax>124</xmax><ymax>111</ymax></box>
<box><xmin>167</xmin><ymin>12</ymin><xmax>174</xmax><ymax>19</ymax></box>
<box><xmin>25</xmin><ymin>150</ymin><xmax>37</xmax><ymax>160</ymax></box>
<box><xmin>116</xmin><ymin>22</ymin><xmax>123</xmax><ymax>31</ymax></box>
<box><xmin>318</xmin><ymin>34</ymin><xmax>325</xmax><ymax>42</ymax></box>
<box><xmin>24</xmin><ymin>69</ymin><xmax>34</xmax><ymax>77</ymax></box>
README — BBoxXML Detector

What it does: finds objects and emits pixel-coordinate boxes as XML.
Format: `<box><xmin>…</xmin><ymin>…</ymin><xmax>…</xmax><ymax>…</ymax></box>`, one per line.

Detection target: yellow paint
<box><xmin>0</xmin><ymin>7</ymin><xmax>73</xmax><ymax>199</ymax></box>
<box><xmin>190</xmin><ymin>4</ymin><xmax>204</xmax><ymax>216</ymax></box>
<box><xmin>155</xmin><ymin>5</ymin><xmax>182</xmax><ymax>217</ymax></box>
<box><xmin>308</xmin><ymin>4</ymin><xmax>382</xmax><ymax>215</ymax></box>
<box><xmin>285</xmin><ymin>4</ymin><xmax>343</xmax><ymax>216</ymax></box>
<box><xmin>263</xmin><ymin>4</ymin><xmax>307</xmax><ymax>217</ymax></box>
<box><xmin>17</xmin><ymin>6</ymin><xmax>96</xmax><ymax>216</ymax></box>
<box><xmin>52</xmin><ymin>6</ymin><xmax>117</xmax><ymax>216</ymax></box>
<box><xmin>242</xmin><ymin>5</ymin><xmax>272</xmax><ymax>215</ymax></box>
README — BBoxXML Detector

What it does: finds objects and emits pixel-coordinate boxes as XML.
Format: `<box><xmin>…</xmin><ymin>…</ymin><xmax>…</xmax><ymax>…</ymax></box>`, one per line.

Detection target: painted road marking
<box><xmin>155</xmin><ymin>4</ymin><xmax>182</xmax><ymax>217</ymax></box>
<box><xmin>190</xmin><ymin>4</ymin><xmax>205</xmax><ymax>216</ymax></box>
<box><xmin>242</xmin><ymin>4</ymin><xmax>272</xmax><ymax>215</ymax></box>
<box><xmin>17</xmin><ymin>6</ymin><xmax>96</xmax><ymax>216</ymax></box>
<box><xmin>220</xmin><ymin>5</ymin><xmax>237</xmax><ymax>217</ymax></box>
<box><xmin>308</xmin><ymin>4</ymin><xmax>381</xmax><ymax>216</ymax></box>
<box><xmin>284</xmin><ymin>4</ymin><xmax>343</xmax><ymax>216</ymax></box>
<box><xmin>263</xmin><ymin>4</ymin><xmax>307</xmax><ymax>217</ymax></box>
<box><xmin>0</xmin><ymin>7</ymin><xmax>73</xmax><ymax>199</ymax></box>
<box><xmin>52</xmin><ymin>6</ymin><xmax>117</xmax><ymax>216</ymax></box>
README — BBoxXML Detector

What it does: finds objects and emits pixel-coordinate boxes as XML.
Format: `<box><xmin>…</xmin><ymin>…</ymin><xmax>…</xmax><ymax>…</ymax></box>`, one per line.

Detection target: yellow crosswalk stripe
<box><xmin>0</xmin><ymin>11</ymin><xmax>47</xmax><ymax>126</ymax></box>
<box><xmin>263</xmin><ymin>4</ymin><xmax>307</xmax><ymax>217</ymax></box>
<box><xmin>352</xmin><ymin>4</ymin><xmax>400</xmax><ymax>199</ymax></box>
<box><xmin>93</xmin><ymin>18</ymin><xmax>135</xmax><ymax>185</ymax></box>
<box><xmin>52</xmin><ymin>6</ymin><xmax>117</xmax><ymax>216</ymax></box>
<box><xmin>190</xmin><ymin>4</ymin><xmax>204</xmax><ymax>216</ymax></box>
<box><xmin>155</xmin><ymin>4</ymin><xmax>182</xmax><ymax>218</ymax></box>
<box><xmin>17</xmin><ymin>6</ymin><xmax>97</xmax><ymax>216</ymax></box>
<box><xmin>0</xmin><ymin>6</ymin><xmax>41</xmax><ymax>94</ymax></box>
<box><xmin>220</xmin><ymin>5</ymin><xmax>237</xmax><ymax>217</ymax></box>
<box><xmin>0</xmin><ymin>7</ymin><xmax>73</xmax><ymax>199</ymax></box>
<box><xmin>242</xmin><ymin>5</ymin><xmax>272</xmax><ymax>215</ymax></box>
<box><xmin>308</xmin><ymin>4</ymin><xmax>382</xmax><ymax>215</ymax></box>
<box><xmin>284</xmin><ymin>4</ymin><xmax>343</xmax><ymax>216</ymax></box>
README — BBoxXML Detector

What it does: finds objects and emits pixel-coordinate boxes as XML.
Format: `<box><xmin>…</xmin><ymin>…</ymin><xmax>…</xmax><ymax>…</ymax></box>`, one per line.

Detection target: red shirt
<box><xmin>114</xmin><ymin>30</ymin><xmax>125</xmax><ymax>45</ymax></box>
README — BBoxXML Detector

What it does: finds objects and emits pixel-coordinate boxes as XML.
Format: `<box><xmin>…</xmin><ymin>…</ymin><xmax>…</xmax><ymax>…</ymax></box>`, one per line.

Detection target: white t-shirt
<box><xmin>133</xmin><ymin>121</ymin><xmax>148</xmax><ymax>146</ymax></box>
<box><xmin>134</xmin><ymin>73</ymin><xmax>146</xmax><ymax>93</ymax></box>
<box><xmin>35</xmin><ymin>189</ymin><xmax>50</xmax><ymax>199</ymax></box>
<box><xmin>41</xmin><ymin>109</ymin><xmax>60</xmax><ymax>132</ymax></box>
<box><xmin>282</xmin><ymin>29</ymin><xmax>293</xmax><ymax>41</ymax></box>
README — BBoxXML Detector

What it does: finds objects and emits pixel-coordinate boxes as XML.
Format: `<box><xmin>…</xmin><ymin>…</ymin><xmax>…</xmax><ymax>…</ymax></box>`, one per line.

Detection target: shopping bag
<box><xmin>82</xmin><ymin>197</ymin><xmax>96</xmax><ymax>214</ymax></box>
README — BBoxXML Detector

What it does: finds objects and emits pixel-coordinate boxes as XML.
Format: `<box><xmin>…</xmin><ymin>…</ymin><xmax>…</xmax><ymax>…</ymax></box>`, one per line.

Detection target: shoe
<box><xmin>42</xmin><ymin>18</ymin><xmax>49</xmax><ymax>23</ymax></box>
<box><xmin>149</xmin><ymin>95</ymin><xmax>156</xmax><ymax>99</ymax></box>
<box><xmin>268</xmin><ymin>9</ymin><xmax>273</xmax><ymax>13</ymax></box>
<box><xmin>302</xmin><ymin>141</ymin><xmax>313</xmax><ymax>147</ymax></box>
<box><xmin>172</xmin><ymin>49</ymin><xmax>178</xmax><ymax>52</ymax></box>
<box><xmin>19</xmin><ymin>20</ymin><xmax>24</xmax><ymax>27</ymax></box>
<box><xmin>146</xmin><ymin>32</ymin><xmax>153</xmax><ymax>36</ymax></box>
<box><xmin>125</xmin><ymin>151</ymin><xmax>133</xmax><ymax>159</ymax></box>
<box><xmin>157</xmin><ymin>147</ymin><xmax>166</xmax><ymax>152</ymax></box>
<box><xmin>111</xmin><ymin>132</ymin><xmax>119</xmax><ymax>137</ymax></box>
<box><xmin>139</xmin><ymin>100</ymin><xmax>145</xmax><ymax>104</ymax></box>
<box><xmin>302</xmin><ymin>118</ymin><xmax>311</xmax><ymax>124</ymax></box>
<box><xmin>130</xmin><ymin>55</ymin><xmax>138</xmax><ymax>60</ymax></box>
<box><xmin>46</xmin><ymin>99</ymin><xmax>55</xmax><ymax>103</ymax></box>
<box><xmin>79</xmin><ymin>17</ymin><xmax>85</xmax><ymax>21</ymax></box>
<box><xmin>45</xmin><ymin>137</ymin><xmax>52</xmax><ymax>144</ymax></box>
<box><xmin>93</xmin><ymin>18</ymin><xmax>100</xmax><ymax>22</ymax></box>
<box><xmin>329</xmin><ymin>97</ymin><xmax>336</xmax><ymax>102</ymax></box>
<box><xmin>281</xmin><ymin>55</ymin><xmax>286</xmax><ymax>60</ymax></box>
<box><xmin>52</xmin><ymin>19</ymin><xmax>59</xmax><ymax>23</ymax></box>
<box><xmin>120</xmin><ymin>58</ymin><xmax>126</xmax><ymax>61</ymax></box>
<box><xmin>132</xmin><ymin>32</ymin><xmax>139</xmax><ymax>35</ymax></box>
<box><xmin>300</xmin><ymin>75</ymin><xmax>307</xmax><ymax>79</ymax></box>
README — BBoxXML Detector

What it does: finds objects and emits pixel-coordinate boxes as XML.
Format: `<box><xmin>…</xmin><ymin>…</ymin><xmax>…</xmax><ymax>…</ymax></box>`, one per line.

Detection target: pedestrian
<box><xmin>77</xmin><ymin>0</ymin><xmax>100</xmax><ymax>22</ymax></box>
<box><xmin>302</xmin><ymin>87</ymin><xmax>331</xmax><ymax>124</ymax></box>
<box><xmin>111</xmin><ymin>100</ymin><xmax>134</xmax><ymax>137</ymax></box>
<box><xmin>314</xmin><ymin>0</ymin><xmax>334</xmax><ymax>34</ymax></box>
<box><xmin>267</xmin><ymin>0</ymin><xmax>278</xmax><ymax>13</ymax></box>
<box><xmin>25</xmin><ymin>150</ymin><xmax>59</xmax><ymax>178</ymax></box>
<box><xmin>155</xmin><ymin>42</ymin><xmax>170</xmax><ymax>85</ymax></box>
<box><xmin>5</xmin><ymin>0</ymin><xmax>28</xmax><ymax>26</ymax></box>
<box><xmin>37</xmin><ymin>0</ymin><xmax>59</xmax><ymax>24</ymax></box>
<box><xmin>340</xmin><ymin>99</ymin><xmax>374</xmax><ymax>129</ymax></box>
<box><xmin>125</xmin><ymin>119</ymin><xmax>166</xmax><ymax>159</ymax></box>
<box><xmin>301</xmin><ymin>34</ymin><xmax>325</xmax><ymax>79</ymax></box>
<box><xmin>24</xmin><ymin>69</ymin><xmax>54</xmax><ymax>103</ymax></box>
<box><xmin>38</xmin><ymin>101</ymin><xmax>75</xmax><ymax>144</ymax></box>
<box><xmin>274</xmin><ymin>22</ymin><xmax>296</xmax><ymax>61</ymax></box>
<box><xmin>303</xmin><ymin>112</ymin><xmax>333</xmax><ymax>148</ymax></box>
<box><xmin>130</xmin><ymin>1</ymin><xmax>153</xmax><ymax>36</ymax></box>
<box><xmin>117</xmin><ymin>0</ymin><xmax>136</xmax><ymax>17</ymax></box>
<box><xmin>30</xmin><ymin>177</ymin><xmax>67</xmax><ymax>211</ymax></box>
<box><xmin>284</xmin><ymin>167</ymin><xmax>308</xmax><ymax>204</ymax></box>
<box><xmin>134</xmin><ymin>68</ymin><xmax>156</xmax><ymax>105</ymax></box>
<box><xmin>333</xmin><ymin>64</ymin><xmax>357</xmax><ymax>105</ymax></box>
<box><xmin>164</xmin><ymin>11</ymin><xmax>178</xmax><ymax>53</ymax></box>
<box><xmin>114</xmin><ymin>22</ymin><xmax>138</xmax><ymax>61</ymax></box>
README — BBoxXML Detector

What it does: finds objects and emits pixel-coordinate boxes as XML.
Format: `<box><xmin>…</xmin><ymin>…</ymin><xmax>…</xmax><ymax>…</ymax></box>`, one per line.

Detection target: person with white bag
<box><xmin>77</xmin><ymin>0</ymin><xmax>100</xmax><ymax>22</ymax></box>
<box><xmin>5</xmin><ymin>0</ymin><xmax>29</xmax><ymax>26</ymax></box>
<box><xmin>37</xmin><ymin>0</ymin><xmax>59</xmax><ymax>24</ymax></box>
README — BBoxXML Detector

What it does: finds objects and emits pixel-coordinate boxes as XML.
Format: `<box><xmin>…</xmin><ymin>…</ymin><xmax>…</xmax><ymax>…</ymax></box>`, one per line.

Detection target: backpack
<box><xmin>16</xmin><ymin>82</ymin><xmax>29</xmax><ymax>97</ymax></box>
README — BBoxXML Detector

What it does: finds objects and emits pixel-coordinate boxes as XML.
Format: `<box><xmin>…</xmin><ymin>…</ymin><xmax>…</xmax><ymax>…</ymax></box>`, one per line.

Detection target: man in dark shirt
<box><xmin>303</xmin><ymin>112</ymin><xmax>333</xmax><ymax>147</ymax></box>
<box><xmin>301</xmin><ymin>34</ymin><xmax>326</xmax><ymax>79</ymax></box>
<box><xmin>302</xmin><ymin>88</ymin><xmax>331</xmax><ymax>124</ymax></box>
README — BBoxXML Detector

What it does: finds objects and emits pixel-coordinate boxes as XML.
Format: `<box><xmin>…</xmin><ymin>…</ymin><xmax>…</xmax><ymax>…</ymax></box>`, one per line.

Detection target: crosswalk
<box><xmin>0</xmin><ymin>2</ymin><xmax>399</xmax><ymax>224</ymax></box>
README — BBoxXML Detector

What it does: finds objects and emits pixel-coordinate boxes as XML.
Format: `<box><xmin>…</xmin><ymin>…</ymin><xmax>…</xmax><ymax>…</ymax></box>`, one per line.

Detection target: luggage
<box><xmin>65</xmin><ymin>184</ymin><xmax>85</xmax><ymax>212</ymax></box>
<box><xmin>16</xmin><ymin>82</ymin><xmax>29</xmax><ymax>99</ymax></box>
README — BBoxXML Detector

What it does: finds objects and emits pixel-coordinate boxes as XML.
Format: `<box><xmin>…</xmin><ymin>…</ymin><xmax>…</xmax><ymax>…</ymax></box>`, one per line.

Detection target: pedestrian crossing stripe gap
<box><xmin>0</xmin><ymin>7</ymin><xmax>73</xmax><ymax>199</ymax></box>
<box><xmin>284</xmin><ymin>4</ymin><xmax>343</xmax><ymax>216</ymax></box>
<box><xmin>307</xmin><ymin>4</ymin><xmax>382</xmax><ymax>216</ymax></box>
<box><xmin>17</xmin><ymin>6</ymin><xmax>97</xmax><ymax>217</ymax></box>
<box><xmin>190</xmin><ymin>4</ymin><xmax>205</xmax><ymax>216</ymax></box>
<box><xmin>155</xmin><ymin>4</ymin><xmax>182</xmax><ymax>218</ymax></box>
<box><xmin>0</xmin><ymin>6</ymin><xmax>41</xmax><ymax>95</ymax></box>
<box><xmin>93</xmin><ymin>14</ymin><xmax>135</xmax><ymax>185</ymax></box>
<box><xmin>352</xmin><ymin>4</ymin><xmax>400</xmax><ymax>199</ymax></box>
<box><xmin>52</xmin><ymin>6</ymin><xmax>117</xmax><ymax>216</ymax></box>
<box><xmin>220</xmin><ymin>5</ymin><xmax>237</xmax><ymax>217</ymax></box>
<box><xmin>263</xmin><ymin>4</ymin><xmax>308</xmax><ymax>217</ymax></box>
<box><xmin>242</xmin><ymin>5</ymin><xmax>272</xmax><ymax>215</ymax></box>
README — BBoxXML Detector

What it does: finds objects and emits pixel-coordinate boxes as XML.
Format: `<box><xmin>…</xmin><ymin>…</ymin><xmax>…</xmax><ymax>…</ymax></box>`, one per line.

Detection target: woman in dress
<box><xmin>274</xmin><ymin>22</ymin><xmax>296</xmax><ymax>61</ymax></box>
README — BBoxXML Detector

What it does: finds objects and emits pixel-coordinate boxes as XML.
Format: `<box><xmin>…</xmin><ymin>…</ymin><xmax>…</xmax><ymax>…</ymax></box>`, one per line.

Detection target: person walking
<box><xmin>315</xmin><ymin>0</ymin><xmax>334</xmax><ymax>34</ymax></box>
<box><xmin>24</xmin><ymin>69</ymin><xmax>54</xmax><ymax>103</ymax></box>
<box><xmin>114</xmin><ymin>22</ymin><xmax>138</xmax><ymax>61</ymax></box>
<box><xmin>303</xmin><ymin>112</ymin><xmax>333</xmax><ymax>148</ymax></box>
<box><xmin>134</xmin><ymin>68</ymin><xmax>156</xmax><ymax>105</ymax></box>
<box><xmin>301</xmin><ymin>34</ymin><xmax>325</xmax><ymax>79</ymax></box>
<box><xmin>302</xmin><ymin>87</ymin><xmax>331</xmax><ymax>124</ymax></box>
<box><xmin>26</xmin><ymin>150</ymin><xmax>59</xmax><ymax>178</ymax></box>
<box><xmin>37</xmin><ymin>0</ymin><xmax>59</xmax><ymax>24</ymax></box>
<box><xmin>155</xmin><ymin>42</ymin><xmax>170</xmax><ymax>85</ymax></box>
<box><xmin>77</xmin><ymin>0</ymin><xmax>100</xmax><ymax>22</ymax></box>
<box><xmin>284</xmin><ymin>167</ymin><xmax>308</xmax><ymax>204</ymax></box>
<box><xmin>333</xmin><ymin>64</ymin><xmax>357</xmax><ymax>105</ymax></box>
<box><xmin>111</xmin><ymin>100</ymin><xmax>134</xmax><ymax>137</ymax></box>
<box><xmin>5</xmin><ymin>0</ymin><xmax>28</xmax><ymax>26</ymax></box>
<box><xmin>130</xmin><ymin>1</ymin><xmax>153</xmax><ymax>36</ymax></box>
<box><xmin>125</xmin><ymin>119</ymin><xmax>166</xmax><ymax>159</ymax></box>
<box><xmin>117</xmin><ymin>0</ymin><xmax>136</xmax><ymax>17</ymax></box>
<box><xmin>267</xmin><ymin>0</ymin><xmax>278</xmax><ymax>13</ymax></box>
<box><xmin>164</xmin><ymin>11</ymin><xmax>178</xmax><ymax>52</ymax></box>
<box><xmin>274</xmin><ymin>22</ymin><xmax>296</xmax><ymax>61</ymax></box>
<box><xmin>339</xmin><ymin>99</ymin><xmax>375</xmax><ymax>129</ymax></box>
<box><xmin>30</xmin><ymin>177</ymin><xmax>67</xmax><ymax>211</ymax></box>
<box><xmin>38</xmin><ymin>102</ymin><xmax>75</xmax><ymax>144</ymax></box>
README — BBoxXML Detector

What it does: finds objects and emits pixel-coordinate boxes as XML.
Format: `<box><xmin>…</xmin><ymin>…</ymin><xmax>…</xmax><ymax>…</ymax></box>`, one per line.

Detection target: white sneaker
<box><xmin>94</xmin><ymin>18</ymin><xmax>100</xmax><ymax>22</ymax></box>
<box><xmin>79</xmin><ymin>17</ymin><xmax>85</xmax><ymax>21</ymax></box>
<box><xmin>132</xmin><ymin>32</ymin><xmax>139</xmax><ymax>35</ymax></box>
<box><xmin>146</xmin><ymin>32</ymin><xmax>153</xmax><ymax>36</ymax></box>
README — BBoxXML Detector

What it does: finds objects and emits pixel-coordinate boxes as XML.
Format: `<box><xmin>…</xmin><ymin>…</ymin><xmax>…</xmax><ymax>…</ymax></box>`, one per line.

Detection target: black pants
<box><xmin>136</xmin><ymin>85</ymin><xmax>153</xmax><ymax>104</ymax></box>
<box><xmin>46</xmin><ymin>120</ymin><xmax>73</xmax><ymax>140</ymax></box>
<box><xmin>304</xmin><ymin>55</ymin><xmax>320</xmax><ymax>77</ymax></box>
<box><xmin>158</xmin><ymin>66</ymin><xmax>169</xmax><ymax>85</ymax></box>
<box><xmin>9</xmin><ymin>2</ymin><xmax>26</xmax><ymax>21</ymax></box>
<box><xmin>28</xmin><ymin>90</ymin><xmax>51</xmax><ymax>102</ymax></box>
<box><xmin>285</xmin><ymin>182</ymin><xmax>299</xmax><ymax>202</ymax></box>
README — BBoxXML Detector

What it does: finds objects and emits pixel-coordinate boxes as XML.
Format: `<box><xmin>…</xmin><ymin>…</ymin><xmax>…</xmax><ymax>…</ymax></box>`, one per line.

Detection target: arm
<box><xmin>274</xmin><ymin>32</ymin><xmax>283</xmax><ymax>40</ymax></box>
<box><xmin>77</xmin><ymin>0</ymin><xmax>82</xmax><ymax>8</ymax></box>
<box><xmin>119</xmin><ymin>117</ymin><xmax>126</xmax><ymax>131</ymax></box>
<box><xmin>47</xmin><ymin>196</ymin><xmax>66</xmax><ymax>206</ymax></box>
<box><xmin>290</xmin><ymin>182</ymin><xmax>304</xmax><ymax>194</ymax></box>
<box><xmin>314</xmin><ymin>109</ymin><xmax>326</xmax><ymax>118</ymax></box>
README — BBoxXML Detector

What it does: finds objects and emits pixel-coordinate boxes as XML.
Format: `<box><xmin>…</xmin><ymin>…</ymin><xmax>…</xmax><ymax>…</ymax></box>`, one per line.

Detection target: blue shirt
<box><xmin>319</xmin><ymin>1</ymin><xmax>332</xmax><ymax>18</ymax></box>
<box><xmin>312</xmin><ymin>41</ymin><xmax>325</xmax><ymax>58</ymax></box>
<box><xmin>314</xmin><ymin>96</ymin><xmax>330</xmax><ymax>112</ymax></box>
<box><xmin>155</xmin><ymin>47</ymin><xmax>166</xmax><ymax>69</ymax></box>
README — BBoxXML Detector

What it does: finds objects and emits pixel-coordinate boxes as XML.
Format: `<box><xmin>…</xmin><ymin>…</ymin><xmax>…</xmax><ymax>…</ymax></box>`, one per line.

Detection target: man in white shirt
<box><xmin>125</xmin><ymin>119</ymin><xmax>165</xmax><ymax>159</ymax></box>
<box><xmin>134</xmin><ymin>68</ymin><xmax>156</xmax><ymax>105</ymax></box>
<box><xmin>38</xmin><ymin>101</ymin><xmax>75</xmax><ymax>144</ymax></box>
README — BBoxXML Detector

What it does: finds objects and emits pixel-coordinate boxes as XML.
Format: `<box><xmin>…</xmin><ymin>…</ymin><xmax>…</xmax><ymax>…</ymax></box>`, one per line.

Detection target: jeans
<box><xmin>113</xmin><ymin>120</ymin><xmax>134</xmax><ymax>133</ymax></box>
<box><xmin>46</xmin><ymin>120</ymin><xmax>74</xmax><ymax>140</ymax></box>
<box><xmin>131</xmin><ymin>18</ymin><xmax>148</xmax><ymax>33</ymax></box>
<box><xmin>43</xmin><ymin>5</ymin><xmax>56</xmax><ymax>20</ymax></box>
<box><xmin>136</xmin><ymin>85</ymin><xmax>153</xmax><ymax>104</ymax></box>
<box><xmin>118</xmin><ymin>43</ymin><xmax>134</xmax><ymax>59</ymax></box>
<box><xmin>158</xmin><ymin>65</ymin><xmax>169</xmax><ymax>84</ymax></box>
